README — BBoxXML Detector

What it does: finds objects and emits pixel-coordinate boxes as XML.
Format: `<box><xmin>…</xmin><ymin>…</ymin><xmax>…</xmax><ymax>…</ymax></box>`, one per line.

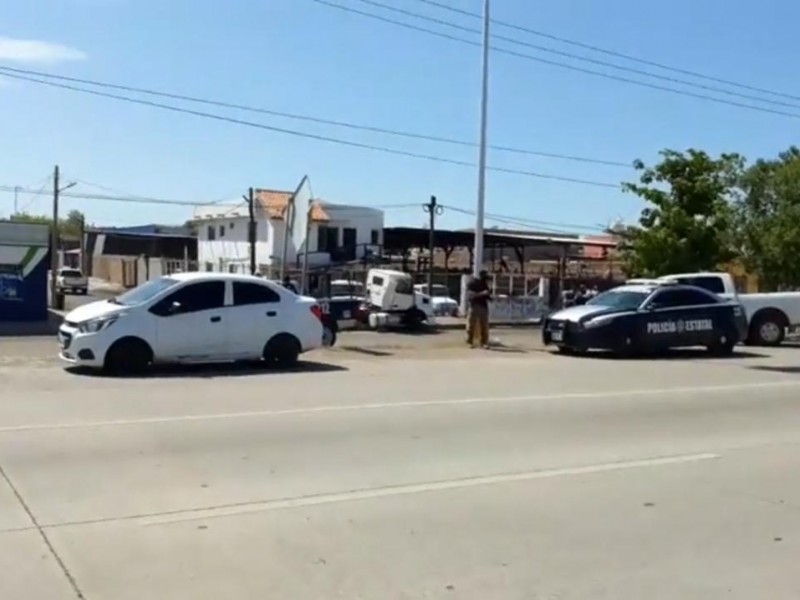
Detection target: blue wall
<box><xmin>0</xmin><ymin>222</ymin><xmax>51</xmax><ymax>323</ymax></box>
<box><xmin>0</xmin><ymin>254</ymin><xmax>48</xmax><ymax>322</ymax></box>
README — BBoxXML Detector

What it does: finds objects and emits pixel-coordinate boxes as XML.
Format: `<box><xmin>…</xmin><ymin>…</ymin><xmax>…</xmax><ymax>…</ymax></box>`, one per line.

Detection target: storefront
<box><xmin>0</xmin><ymin>221</ymin><xmax>50</xmax><ymax>322</ymax></box>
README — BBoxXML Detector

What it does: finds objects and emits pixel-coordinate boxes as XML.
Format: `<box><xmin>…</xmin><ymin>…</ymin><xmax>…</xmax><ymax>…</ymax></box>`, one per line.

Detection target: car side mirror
<box><xmin>168</xmin><ymin>301</ymin><xmax>182</xmax><ymax>314</ymax></box>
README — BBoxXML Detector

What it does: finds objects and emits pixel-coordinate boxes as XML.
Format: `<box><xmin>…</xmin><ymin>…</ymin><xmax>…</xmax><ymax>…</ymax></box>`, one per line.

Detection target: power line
<box><xmin>0</xmin><ymin>185</ymin><xmax>202</xmax><ymax>207</ymax></box>
<box><xmin>312</xmin><ymin>0</ymin><xmax>800</xmax><ymax>120</ymax></box>
<box><xmin>415</xmin><ymin>0</ymin><xmax>800</xmax><ymax>103</ymax></box>
<box><xmin>0</xmin><ymin>70</ymin><xmax>621</xmax><ymax>189</ymax></box>
<box><xmin>352</xmin><ymin>0</ymin><xmax>800</xmax><ymax>110</ymax></box>
<box><xmin>1</xmin><ymin>185</ymin><xmax>457</xmax><ymax>213</ymax></box>
<box><xmin>15</xmin><ymin>176</ymin><xmax>52</xmax><ymax>214</ymax></box>
<box><xmin>0</xmin><ymin>64</ymin><xmax>630</xmax><ymax>168</ymax></box>
<box><xmin>442</xmin><ymin>203</ymin><xmax>606</xmax><ymax>234</ymax></box>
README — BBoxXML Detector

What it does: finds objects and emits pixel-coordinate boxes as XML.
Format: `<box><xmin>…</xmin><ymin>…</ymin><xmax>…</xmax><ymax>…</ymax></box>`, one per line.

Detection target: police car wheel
<box><xmin>557</xmin><ymin>345</ymin><xmax>585</xmax><ymax>356</ymax></box>
<box><xmin>322</xmin><ymin>325</ymin><xmax>337</xmax><ymax>347</ymax></box>
<box><xmin>708</xmin><ymin>332</ymin><xmax>735</xmax><ymax>356</ymax></box>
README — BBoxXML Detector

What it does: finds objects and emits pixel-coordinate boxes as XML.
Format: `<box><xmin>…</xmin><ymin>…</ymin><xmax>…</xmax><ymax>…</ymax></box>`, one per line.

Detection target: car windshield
<box><xmin>60</xmin><ymin>269</ymin><xmax>83</xmax><ymax>278</ymax></box>
<box><xmin>112</xmin><ymin>276</ymin><xmax>179</xmax><ymax>306</ymax></box>
<box><xmin>586</xmin><ymin>290</ymin><xmax>648</xmax><ymax>310</ymax></box>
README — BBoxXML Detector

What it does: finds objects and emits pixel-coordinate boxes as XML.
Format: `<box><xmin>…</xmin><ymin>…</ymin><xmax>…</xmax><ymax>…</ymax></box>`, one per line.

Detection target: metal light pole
<box><xmin>472</xmin><ymin>0</ymin><xmax>490</xmax><ymax>277</ymax></box>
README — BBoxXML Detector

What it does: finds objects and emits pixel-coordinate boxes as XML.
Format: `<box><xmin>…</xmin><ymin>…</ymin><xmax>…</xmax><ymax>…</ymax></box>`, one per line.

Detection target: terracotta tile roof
<box><xmin>255</xmin><ymin>189</ymin><xmax>329</xmax><ymax>222</ymax></box>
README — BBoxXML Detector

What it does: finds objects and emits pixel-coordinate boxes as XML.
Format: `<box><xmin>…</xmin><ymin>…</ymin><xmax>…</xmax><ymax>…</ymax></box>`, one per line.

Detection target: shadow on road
<box><xmin>338</xmin><ymin>346</ymin><xmax>395</xmax><ymax>357</ymax></box>
<box><xmin>65</xmin><ymin>360</ymin><xmax>348</xmax><ymax>380</ymax></box>
<box><xmin>749</xmin><ymin>365</ymin><xmax>800</xmax><ymax>375</ymax></box>
<box><xmin>555</xmin><ymin>348</ymin><xmax>768</xmax><ymax>361</ymax></box>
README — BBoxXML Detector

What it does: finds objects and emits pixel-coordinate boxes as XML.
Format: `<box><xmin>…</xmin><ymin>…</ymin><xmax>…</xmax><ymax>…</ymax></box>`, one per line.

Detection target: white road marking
<box><xmin>140</xmin><ymin>453</ymin><xmax>719</xmax><ymax>526</ymax></box>
<box><xmin>0</xmin><ymin>380</ymin><xmax>797</xmax><ymax>434</ymax></box>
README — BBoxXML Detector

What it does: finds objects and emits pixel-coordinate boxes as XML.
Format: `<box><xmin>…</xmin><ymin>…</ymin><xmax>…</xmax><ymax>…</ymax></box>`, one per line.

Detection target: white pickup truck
<box><xmin>629</xmin><ymin>272</ymin><xmax>800</xmax><ymax>346</ymax></box>
<box><xmin>56</xmin><ymin>267</ymin><xmax>88</xmax><ymax>295</ymax></box>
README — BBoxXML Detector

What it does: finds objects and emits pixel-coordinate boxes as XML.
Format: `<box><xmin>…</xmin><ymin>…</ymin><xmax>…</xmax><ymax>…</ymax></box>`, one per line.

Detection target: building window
<box><xmin>204</xmin><ymin>262</ymin><xmax>213</xmax><ymax>271</ymax></box>
<box><xmin>317</xmin><ymin>226</ymin><xmax>339</xmax><ymax>253</ymax></box>
<box><xmin>230</xmin><ymin>222</ymin><xmax>235</xmax><ymax>230</ymax></box>
<box><xmin>207</xmin><ymin>225</ymin><xmax>216</xmax><ymax>241</ymax></box>
<box><xmin>219</xmin><ymin>225</ymin><xmax>226</xmax><ymax>237</ymax></box>
<box><xmin>371</xmin><ymin>229</ymin><xmax>380</xmax><ymax>245</ymax></box>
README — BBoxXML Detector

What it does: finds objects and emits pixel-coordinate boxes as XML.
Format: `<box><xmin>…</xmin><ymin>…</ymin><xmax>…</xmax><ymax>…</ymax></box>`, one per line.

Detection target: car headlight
<box><xmin>583</xmin><ymin>315</ymin><xmax>615</xmax><ymax>329</ymax></box>
<box><xmin>78</xmin><ymin>316</ymin><xmax>119</xmax><ymax>334</ymax></box>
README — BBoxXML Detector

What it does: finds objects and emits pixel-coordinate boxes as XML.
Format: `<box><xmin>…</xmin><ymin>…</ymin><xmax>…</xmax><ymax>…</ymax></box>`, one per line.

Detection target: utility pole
<box><xmin>50</xmin><ymin>166</ymin><xmax>60</xmax><ymax>308</ymax></box>
<box><xmin>50</xmin><ymin>166</ymin><xmax>77</xmax><ymax>307</ymax></box>
<box><xmin>300</xmin><ymin>199</ymin><xmax>313</xmax><ymax>295</ymax></box>
<box><xmin>423</xmin><ymin>195</ymin><xmax>443</xmax><ymax>292</ymax></box>
<box><xmin>13</xmin><ymin>185</ymin><xmax>20</xmax><ymax>215</ymax></box>
<box><xmin>246</xmin><ymin>187</ymin><xmax>256</xmax><ymax>275</ymax></box>
<box><xmin>79</xmin><ymin>213</ymin><xmax>86</xmax><ymax>273</ymax></box>
<box><xmin>473</xmin><ymin>0</ymin><xmax>490</xmax><ymax>277</ymax></box>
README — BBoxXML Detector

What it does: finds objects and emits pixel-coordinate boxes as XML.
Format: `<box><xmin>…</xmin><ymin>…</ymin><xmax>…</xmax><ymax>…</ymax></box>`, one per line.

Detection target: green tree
<box><xmin>10</xmin><ymin>210</ymin><xmax>86</xmax><ymax>238</ymax></box>
<box><xmin>619</xmin><ymin>149</ymin><xmax>742</xmax><ymax>277</ymax></box>
<box><xmin>736</xmin><ymin>147</ymin><xmax>800</xmax><ymax>290</ymax></box>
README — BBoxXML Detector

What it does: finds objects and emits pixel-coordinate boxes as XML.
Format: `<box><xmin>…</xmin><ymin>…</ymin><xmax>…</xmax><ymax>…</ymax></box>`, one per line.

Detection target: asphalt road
<box><xmin>2</xmin><ymin>343</ymin><xmax>800</xmax><ymax>598</ymax></box>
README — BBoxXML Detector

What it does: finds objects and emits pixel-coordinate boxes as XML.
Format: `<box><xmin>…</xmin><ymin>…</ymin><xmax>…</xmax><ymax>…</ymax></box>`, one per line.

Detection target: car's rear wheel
<box><xmin>708</xmin><ymin>331</ymin><xmax>736</xmax><ymax>357</ymax></box>
<box><xmin>263</xmin><ymin>334</ymin><xmax>301</xmax><ymax>368</ymax></box>
<box><xmin>103</xmin><ymin>338</ymin><xmax>153</xmax><ymax>375</ymax></box>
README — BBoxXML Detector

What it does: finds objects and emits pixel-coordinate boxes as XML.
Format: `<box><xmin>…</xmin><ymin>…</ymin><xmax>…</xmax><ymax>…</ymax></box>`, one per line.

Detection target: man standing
<box><xmin>466</xmin><ymin>270</ymin><xmax>492</xmax><ymax>348</ymax></box>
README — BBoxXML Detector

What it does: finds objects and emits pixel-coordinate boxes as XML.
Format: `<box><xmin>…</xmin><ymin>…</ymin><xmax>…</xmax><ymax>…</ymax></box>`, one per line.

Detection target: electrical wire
<box><xmin>0</xmin><ymin>71</ymin><xmax>622</xmax><ymax>189</ymax></box>
<box><xmin>0</xmin><ymin>64</ymin><xmax>631</xmax><ymax>168</ymax></box>
<box><xmin>14</xmin><ymin>176</ymin><xmax>52</xmax><ymax>214</ymax></box>
<box><xmin>0</xmin><ymin>185</ymin><xmax>202</xmax><ymax>207</ymax></box>
<box><xmin>442</xmin><ymin>203</ymin><xmax>607</xmax><ymax>234</ymax></box>
<box><xmin>414</xmin><ymin>0</ymin><xmax>800</xmax><ymax>103</ymax></box>
<box><xmin>311</xmin><ymin>0</ymin><xmax>800</xmax><ymax>119</ymax></box>
<box><xmin>1</xmin><ymin>185</ymin><xmax>444</xmax><ymax>213</ymax></box>
<box><xmin>353</xmin><ymin>0</ymin><xmax>800</xmax><ymax>110</ymax></box>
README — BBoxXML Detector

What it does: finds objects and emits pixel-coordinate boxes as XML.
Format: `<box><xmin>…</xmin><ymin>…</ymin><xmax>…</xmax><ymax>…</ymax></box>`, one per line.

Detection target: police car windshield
<box><xmin>586</xmin><ymin>290</ymin><xmax>648</xmax><ymax>310</ymax></box>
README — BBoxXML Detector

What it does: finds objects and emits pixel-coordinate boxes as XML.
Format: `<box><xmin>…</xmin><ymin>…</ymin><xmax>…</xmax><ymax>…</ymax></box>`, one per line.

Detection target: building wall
<box><xmin>197</xmin><ymin>217</ymin><xmax>275</xmax><ymax>273</ymax></box>
<box><xmin>311</xmin><ymin>205</ymin><xmax>383</xmax><ymax>262</ymax></box>
<box><xmin>196</xmin><ymin>205</ymin><xmax>383</xmax><ymax>272</ymax></box>
<box><xmin>0</xmin><ymin>222</ymin><xmax>50</xmax><ymax>322</ymax></box>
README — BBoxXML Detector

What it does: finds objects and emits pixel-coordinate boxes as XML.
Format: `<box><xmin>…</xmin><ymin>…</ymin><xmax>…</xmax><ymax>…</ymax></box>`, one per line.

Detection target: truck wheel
<box><xmin>403</xmin><ymin>308</ymin><xmax>426</xmax><ymax>330</ymax></box>
<box><xmin>748</xmin><ymin>311</ymin><xmax>787</xmax><ymax>346</ymax></box>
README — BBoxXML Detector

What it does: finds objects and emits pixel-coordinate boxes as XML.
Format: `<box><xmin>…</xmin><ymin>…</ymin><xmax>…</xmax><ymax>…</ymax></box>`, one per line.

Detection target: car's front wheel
<box><xmin>103</xmin><ymin>338</ymin><xmax>153</xmax><ymax>375</ymax></box>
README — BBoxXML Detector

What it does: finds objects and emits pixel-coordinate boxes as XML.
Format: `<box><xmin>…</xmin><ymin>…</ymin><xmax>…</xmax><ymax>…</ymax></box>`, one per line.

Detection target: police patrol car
<box><xmin>542</xmin><ymin>282</ymin><xmax>748</xmax><ymax>356</ymax></box>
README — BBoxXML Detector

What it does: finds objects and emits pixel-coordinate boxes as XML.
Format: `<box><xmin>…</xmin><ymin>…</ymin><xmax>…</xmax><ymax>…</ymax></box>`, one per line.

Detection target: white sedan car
<box><xmin>58</xmin><ymin>272</ymin><xmax>324</xmax><ymax>374</ymax></box>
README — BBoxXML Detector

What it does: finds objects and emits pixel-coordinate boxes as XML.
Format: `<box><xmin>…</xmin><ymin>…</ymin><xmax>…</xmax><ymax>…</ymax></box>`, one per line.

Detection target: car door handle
<box><xmin>266</xmin><ymin>311</ymin><xmax>277</xmax><ymax>317</ymax></box>
<box><xmin>210</xmin><ymin>316</ymin><xmax>221</xmax><ymax>323</ymax></box>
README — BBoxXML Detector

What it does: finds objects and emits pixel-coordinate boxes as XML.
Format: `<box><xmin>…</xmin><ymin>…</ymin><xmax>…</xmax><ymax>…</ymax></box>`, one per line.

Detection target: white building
<box><xmin>193</xmin><ymin>189</ymin><xmax>384</xmax><ymax>274</ymax></box>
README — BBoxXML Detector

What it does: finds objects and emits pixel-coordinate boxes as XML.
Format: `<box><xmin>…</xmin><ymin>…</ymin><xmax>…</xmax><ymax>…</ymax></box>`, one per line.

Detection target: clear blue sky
<box><xmin>1</xmin><ymin>0</ymin><xmax>799</xmax><ymax>233</ymax></box>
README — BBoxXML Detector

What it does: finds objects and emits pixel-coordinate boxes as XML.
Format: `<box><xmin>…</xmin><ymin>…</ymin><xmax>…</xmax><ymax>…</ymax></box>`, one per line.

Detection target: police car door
<box><xmin>642</xmin><ymin>288</ymin><xmax>716</xmax><ymax>349</ymax></box>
